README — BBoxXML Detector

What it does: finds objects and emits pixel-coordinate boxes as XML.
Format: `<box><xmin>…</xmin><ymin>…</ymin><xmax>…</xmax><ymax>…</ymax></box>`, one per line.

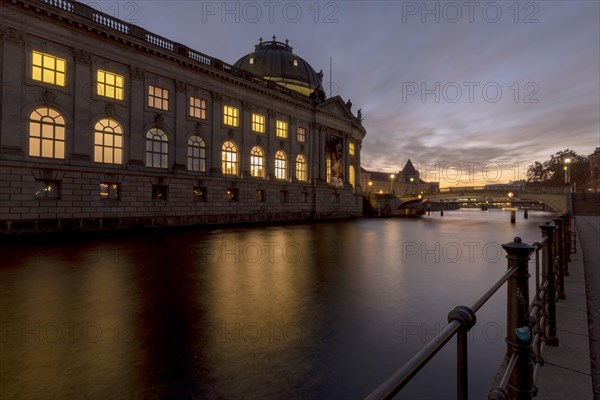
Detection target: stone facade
<box><xmin>0</xmin><ymin>0</ymin><xmax>366</xmax><ymax>233</ymax></box>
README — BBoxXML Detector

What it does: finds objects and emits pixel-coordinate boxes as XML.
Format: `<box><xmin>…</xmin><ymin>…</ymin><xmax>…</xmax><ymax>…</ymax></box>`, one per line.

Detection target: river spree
<box><xmin>0</xmin><ymin>209</ymin><xmax>555</xmax><ymax>399</ymax></box>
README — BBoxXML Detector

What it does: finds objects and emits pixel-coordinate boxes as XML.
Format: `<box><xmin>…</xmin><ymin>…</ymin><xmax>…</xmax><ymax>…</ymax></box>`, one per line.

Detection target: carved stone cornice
<box><xmin>4</xmin><ymin>28</ymin><xmax>25</xmax><ymax>46</ymax></box>
<box><xmin>176</xmin><ymin>80</ymin><xmax>187</xmax><ymax>92</ymax></box>
<box><xmin>154</xmin><ymin>114</ymin><xmax>164</xmax><ymax>128</ymax></box>
<box><xmin>105</xmin><ymin>104</ymin><xmax>115</xmax><ymax>118</ymax></box>
<box><xmin>73</xmin><ymin>49</ymin><xmax>92</xmax><ymax>64</ymax></box>
<box><xmin>130</xmin><ymin>67</ymin><xmax>144</xmax><ymax>80</ymax></box>
<box><xmin>211</xmin><ymin>91</ymin><xmax>222</xmax><ymax>103</ymax></box>
<box><xmin>42</xmin><ymin>89</ymin><xmax>57</xmax><ymax>105</ymax></box>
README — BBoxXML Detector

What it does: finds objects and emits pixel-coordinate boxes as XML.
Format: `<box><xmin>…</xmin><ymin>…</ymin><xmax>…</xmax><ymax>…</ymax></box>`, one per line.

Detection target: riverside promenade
<box><xmin>536</xmin><ymin>216</ymin><xmax>599</xmax><ymax>399</ymax></box>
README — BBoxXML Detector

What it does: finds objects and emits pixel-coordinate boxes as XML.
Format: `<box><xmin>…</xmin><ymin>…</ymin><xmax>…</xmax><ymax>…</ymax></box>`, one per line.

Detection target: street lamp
<box><xmin>368</xmin><ymin>181</ymin><xmax>372</xmax><ymax>196</ymax></box>
<box><xmin>390</xmin><ymin>174</ymin><xmax>395</xmax><ymax>193</ymax></box>
<box><xmin>410</xmin><ymin>177</ymin><xmax>414</xmax><ymax>195</ymax></box>
<box><xmin>564</xmin><ymin>158</ymin><xmax>571</xmax><ymax>185</ymax></box>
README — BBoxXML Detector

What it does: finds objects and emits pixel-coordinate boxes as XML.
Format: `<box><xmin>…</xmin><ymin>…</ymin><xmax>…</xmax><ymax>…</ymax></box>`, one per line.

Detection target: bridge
<box><xmin>399</xmin><ymin>186</ymin><xmax>570</xmax><ymax>214</ymax></box>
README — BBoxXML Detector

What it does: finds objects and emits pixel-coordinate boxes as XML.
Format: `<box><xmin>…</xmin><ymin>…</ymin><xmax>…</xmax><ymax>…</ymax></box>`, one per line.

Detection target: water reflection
<box><xmin>0</xmin><ymin>210</ymin><xmax>555</xmax><ymax>399</ymax></box>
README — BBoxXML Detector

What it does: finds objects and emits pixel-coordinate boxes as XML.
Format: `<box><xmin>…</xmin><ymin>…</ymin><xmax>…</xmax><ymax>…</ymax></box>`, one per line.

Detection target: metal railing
<box><xmin>367</xmin><ymin>214</ymin><xmax>573</xmax><ymax>400</ymax></box>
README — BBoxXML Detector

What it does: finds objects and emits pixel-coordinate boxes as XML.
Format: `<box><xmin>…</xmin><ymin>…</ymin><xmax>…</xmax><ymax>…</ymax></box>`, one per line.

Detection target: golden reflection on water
<box><xmin>0</xmin><ymin>210</ymin><xmax>555</xmax><ymax>399</ymax></box>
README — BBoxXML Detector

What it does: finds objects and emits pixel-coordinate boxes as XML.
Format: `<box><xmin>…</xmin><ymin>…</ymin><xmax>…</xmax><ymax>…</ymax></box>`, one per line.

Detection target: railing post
<box><xmin>540</xmin><ymin>223</ymin><xmax>559</xmax><ymax>346</ymax></box>
<box><xmin>448</xmin><ymin>306</ymin><xmax>477</xmax><ymax>400</ymax></box>
<box><xmin>562</xmin><ymin>214</ymin><xmax>571</xmax><ymax>272</ymax></box>
<box><xmin>552</xmin><ymin>217</ymin><xmax>566</xmax><ymax>300</ymax></box>
<box><xmin>502</xmin><ymin>237</ymin><xmax>535</xmax><ymax>400</ymax></box>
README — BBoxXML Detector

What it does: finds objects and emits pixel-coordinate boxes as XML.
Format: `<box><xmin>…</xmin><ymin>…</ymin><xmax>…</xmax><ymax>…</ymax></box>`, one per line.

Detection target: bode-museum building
<box><xmin>0</xmin><ymin>0</ymin><xmax>366</xmax><ymax>232</ymax></box>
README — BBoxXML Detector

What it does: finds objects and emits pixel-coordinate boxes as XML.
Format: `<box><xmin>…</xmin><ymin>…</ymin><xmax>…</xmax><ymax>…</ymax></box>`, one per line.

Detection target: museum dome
<box><xmin>234</xmin><ymin>37</ymin><xmax>323</xmax><ymax>97</ymax></box>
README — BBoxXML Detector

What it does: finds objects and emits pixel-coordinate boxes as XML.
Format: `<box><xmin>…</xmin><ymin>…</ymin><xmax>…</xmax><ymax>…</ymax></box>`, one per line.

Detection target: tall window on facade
<box><xmin>222</xmin><ymin>141</ymin><xmax>238</xmax><ymax>175</ymax></box>
<box><xmin>250</xmin><ymin>146</ymin><xmax>264</xmax><ymax>178</ymax></box>
<box><xmin>252</xmin><ymin>113</ymin><xmax>265</xmax><ymax>133</ymax></box>
<box><xmin>148</xmin><ymin>85</ymin><xmax>169</xmax><ymax>110</ymax></box>
<box><xmin>349</xmin><ymin>142</ymin><xmax>355</xmax><ymax>156</ymax></box>
<box><xmin>146</xmin><ymin>128</ymin><xmax>168</xmax><ymax>168</ymax></box>
<box><xmin>100</xmin><ymin>183</ymin><xmax>120</xmax><ymax>200</ymax></box>
<box><xmin>189</xmin><ymin>96</ymin><xmax>207</xmax><ymax>119</ymax></box>
<box><xmin>297</xmin><ymin>127</ymin><xmax>306</xmax><ymax>143</ymax></box>
<box><xmin>97</xmin><ymin>70</ymin><xmax>124</xmax><ymax>100</ymax></box>
<box><xmin>94</xmin><ymin>118</ymin><xmax>123</xmax><ymax>164</ymax></box>
<box><xmin>276</xmin><ymin>120</ymin><xmax>288</xmax><ymax>138</ymax></box>
<box><xmin>223</xmin><ymin>105</ymin><xmax>239</xmax><ymax>127</ymax></box>
<box><xmin>349</xmin><ymin>165</ymin><xmax>355</xmax><ymax>188</ymax></box>
<box><xmin>275</xmin><ymin>150</ymin><xmax>287</xmax><ymax>180</ymax></box>
<box><xmin>326</xmin><ymin>159</ymin><xmax>331</xmax><ymax>184</ymax></box>
<box><xmin>32</xmin><ymin>51</ymin><xmax>66</xmax><ymax>86</ymax></box>
<box><xmin>29</xmin><ymin>107</ymin><xmax>65</xmax><ymax>159</ymax></box>
<box><xmin>34</xmin><ymin>180</ymin><xmax>60</xmax><ymax>199</ymax></box>
<box><xmin>296</xmin><ymin>154</ymin><xmax>307</xmax><ymax>182</ymax></box>
<box><xmin>187</xmin><ymin>135</ymin><xmax>206</xmax><ymax>172</ymax></box>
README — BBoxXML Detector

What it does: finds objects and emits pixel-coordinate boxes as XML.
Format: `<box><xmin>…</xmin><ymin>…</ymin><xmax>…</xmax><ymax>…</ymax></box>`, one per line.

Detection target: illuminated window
<box><xmin>222</xmin><ymin>141</ymin><xmax>238</xmax><ymax>175</ymax></box>
<box><xmin>249</xmin><ymin>57</ymin><xmax>254</xmax><ymax>65</ymax></box>
<box><xmin>146</xmin><ymin>128</ymin><xmax>168</xmax><ymax>168</ymax></box>
<box><xmin>223</xmin><ymin>105</ymin><xmax>239</xmax><ymax>127</ymax></box>
<box><xmin>250</xmin><ymin>146</ymin><xmax>264</xmax><ymax>178</ymax></box>
<box><xmin>94</xmin><ymin>118</ymin><xmax>123</xmax><ymax>164</ymax></box>
<box><xmin>296</xmin><ymin>154</ymin><xmax>307</xmax><ymax>182</ymax></box>
<box><xmin>256</xmin><ymin>189</ymin><xmax>266</xmax><ymax>202</ymax></box>
<box><xmin>326</xmin><ymin>158</ymin><xmax>331</xmax><ymax>184</ymax></box>
<box><xmin>227</xmin><ymin>188</ymin><xmax>239</xmax><ymax>202</ymax></box>
<box><xmin>252</xmin><ymin>113</ymin><xmax>265</xmax><ymax>133</ymax></box>
<box><xmin>189</xmin><ymin>96</ymin><xmax>206</xmax><ymax>119</ymax></box>
<box><xmin>276</xmin><ymin>120</ymin><xmax>288</xmax><ymax>138</ymax></box>
<box><xmin>349</xmin><ymin>142</ymin><xmax>355</xmax><ymax>156</ymax></box>
<box><xmin>297</xmin><ymin>127</ymin><xmax>306</xmax><ymax>143</ymax></box>
<box><xmin>97</xmin><ymin>70</ymin><xmax>124</xmax><ymax>100</ymax></box>
<box><xmin>193</xmin><ymin>187</ymin><xmax>207</xmax><ymax>202</ymax></box>
<box><xmin>34</xmin><ymin>180</ymin><xmax>60</xmax><ymax>199</ymax></box>
<box><xmin>275</xmin><ymin>150</ymin><xmax>287</xmax><ymax>180</ymax></box>
<box><xmin>148</xmin><ymin>85</ymin><xmax>169</xmax><ymax>110</ymax></box>
<box><xmin>187</xmin><ymin>135</ymin><xmax>206</xmax><ymax>172</ymax></box>
<box><xmin>32</xmin><ymin>51</ymin><xmax>65</xmax><ymax>86</ymax></box>
<box><xmin>29</xmin><ymin>107</ymin><xmax>65</xmax><ymax>159</ymax></box>
<box><xmin>100</xmin><ymin>183</ymin><xmax>120</xmax><ymax>200</ymax></box>
<box><xmin>152</xmin><ymin>185</ymin><xmax>168</xmax><ymax>200</ymax></box>
<box><xmin>349</xmin><ymin>165</ymin><xmax>355</xmax><ymax>188</ymax></box>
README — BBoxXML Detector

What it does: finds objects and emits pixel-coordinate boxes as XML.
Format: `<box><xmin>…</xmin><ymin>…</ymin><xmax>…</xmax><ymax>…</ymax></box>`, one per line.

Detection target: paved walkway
<box><xmin>536</xmin><ymin>216</ymin><xmax>599</xmax><ymax>400</ymax></box>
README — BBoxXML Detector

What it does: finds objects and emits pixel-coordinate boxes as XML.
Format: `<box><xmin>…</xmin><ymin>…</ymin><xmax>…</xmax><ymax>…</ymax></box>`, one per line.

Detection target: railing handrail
<box><xmin>367</xmin><ymin>215</ymin><xmax>573</xmax><ymax>400</ymax></box>
<box><xmin>366</xmin><ymin>265</ymin><xmax>518</xmax><ymax>399</ymax></box>
<box><xmin>365</xmin><ymin>320</ymin><xmax>462</xmax><ymax>400</ymax></box>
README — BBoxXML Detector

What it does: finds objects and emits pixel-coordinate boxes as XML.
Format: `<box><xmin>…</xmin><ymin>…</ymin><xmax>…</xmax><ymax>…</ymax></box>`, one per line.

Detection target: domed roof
<box><xmin>234</xmin><ymin>37</ymin><xmax>323</xmax><ymax>96</ymax></box>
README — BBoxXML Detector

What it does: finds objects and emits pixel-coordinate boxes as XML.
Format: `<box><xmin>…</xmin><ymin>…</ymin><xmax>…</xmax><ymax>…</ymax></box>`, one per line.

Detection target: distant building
<box><xmin>361</xmin><ymin>159</ymin><xmax>439</xmax><ymax>196</ymax></box>
<box><xmin>590</xmin><ymin>147</ymin><xmax>600</xmax><ymax>192</ymax></box>
<box><xmin>0</xmin><ymin>0</ymin><xmax>366</xmax><ymax>233</ymax></box>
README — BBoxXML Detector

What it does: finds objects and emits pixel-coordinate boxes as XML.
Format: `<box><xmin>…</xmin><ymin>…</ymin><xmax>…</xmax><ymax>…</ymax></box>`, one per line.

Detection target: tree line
<box><xmin>526</xmin><ymin>149</ymin><xmax>589</xmax><ymax>188</ymax></box>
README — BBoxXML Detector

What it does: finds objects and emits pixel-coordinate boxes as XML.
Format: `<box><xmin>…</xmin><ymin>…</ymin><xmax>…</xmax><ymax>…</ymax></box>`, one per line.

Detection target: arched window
<box><xmin>349</xmin><ymin>165</ymin><xmax>355</xmax><ymax>188</ymax></box>
<box><xmin>250</xmin><ymin>146</ymin><xmax>264</xmax><ymax>178</ymax></box>
<box><xmin>94</xmin><ymin>118</ymin><xmax>123</xmax><ymax>164</ymax></box>
<box><xmin>275</xmin><ymin>150</ymin><xmax>287</xmax><ymax>180</ymax></box>
<box><xmin>222</xmin><ymin>141</ymin><xmax>238</xmax><ymax>175</ymax></box>
<box><xmin>296</xmin><ymin>154</ymin><xmax>307</xmax><ymax>182</ymax></box>
<box><xmin>187</xmin><ymin>135</ymin><xmax>206</xmax><ymax>172</ymax></box>
<box><xmin>29</xmin><ymin>107</ymin><xmax>65</xmax><ymax>159</ymax></box>
<box><xmin>146</xmin><ymin>128</ymin><xmax>168</xmax><ymax>168</ymax></box>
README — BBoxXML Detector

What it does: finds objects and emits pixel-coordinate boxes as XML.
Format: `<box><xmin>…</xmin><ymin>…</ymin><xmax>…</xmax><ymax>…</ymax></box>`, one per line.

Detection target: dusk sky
<box><xmin>90</xmin><ymin>0</ymin><xmax>599</xmax><ymax>185</ymax></box>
